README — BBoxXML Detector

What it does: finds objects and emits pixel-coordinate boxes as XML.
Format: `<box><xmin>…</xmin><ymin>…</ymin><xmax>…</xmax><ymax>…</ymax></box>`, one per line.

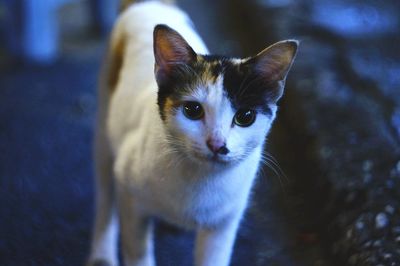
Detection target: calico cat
<box><xmin>88</xmin><ymin>0</ymin><xmax>298</xmax><ymax>266</ymax></box>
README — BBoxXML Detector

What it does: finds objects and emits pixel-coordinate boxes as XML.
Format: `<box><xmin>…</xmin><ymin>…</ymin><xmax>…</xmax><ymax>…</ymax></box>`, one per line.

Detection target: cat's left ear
<box><xmin>251</xmin><ymin>40</ymin><xmax>298</xmax><ymax>101</ymax></box>
<box><xmin>153</xmin><ymin>24</ymin><xmax>197</xmax><ymax>82</ymax></box>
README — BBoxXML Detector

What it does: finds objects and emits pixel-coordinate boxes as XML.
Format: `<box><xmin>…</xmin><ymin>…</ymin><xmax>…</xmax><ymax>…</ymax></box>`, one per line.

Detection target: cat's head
<box><xmin>153</xmin><ymin>24</ymin><xmax>297</xmax><ymax>165</ymax></box>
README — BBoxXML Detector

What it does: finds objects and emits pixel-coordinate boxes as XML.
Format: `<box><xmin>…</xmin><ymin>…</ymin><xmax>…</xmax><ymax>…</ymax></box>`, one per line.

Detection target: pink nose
<box><xmin>206</xmin><ymin>138</ymin><xmax>229</xmax><ymax>155</ymax></box>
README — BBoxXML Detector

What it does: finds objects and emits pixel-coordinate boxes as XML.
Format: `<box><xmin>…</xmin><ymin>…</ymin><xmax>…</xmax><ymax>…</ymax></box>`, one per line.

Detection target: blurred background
<box><xmin>0</xmin><ymin>0</ymin><xmax>399</xmax><ymax>265</ymax></box>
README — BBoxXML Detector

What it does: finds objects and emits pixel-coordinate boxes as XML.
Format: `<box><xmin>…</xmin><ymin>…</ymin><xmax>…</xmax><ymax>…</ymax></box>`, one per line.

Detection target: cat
<box><xmin>87</xmin><ymin>0</ymin><xmax>298</xmax><ymax>266</ymax></box>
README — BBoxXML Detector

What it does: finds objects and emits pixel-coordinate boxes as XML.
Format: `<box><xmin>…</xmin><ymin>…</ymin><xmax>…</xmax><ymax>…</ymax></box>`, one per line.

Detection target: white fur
<box><xmin>88</xmin><ymin>1</ymin><xmax>277</xmax><ymax>266</ymax></box>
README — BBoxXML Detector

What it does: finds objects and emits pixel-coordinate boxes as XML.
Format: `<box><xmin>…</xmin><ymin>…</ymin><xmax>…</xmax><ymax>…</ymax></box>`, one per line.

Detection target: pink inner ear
<box><xmin>254</xmin><ymin>41</ymin><xmax>298</xmax><ymax>82</ymax></box>
<box><xmin>154</xmin><ymin>25</ymin><xmax>196</xmax><ymax>74</ymax></box>
<box><xmin>158</xmin><ymin>38</ymin><xmax>192</xmax><ymax>64</ymax></box>
<box><xmin>255</xmin><ymin>57</ymin><xmax>285</xmax><ymax>81</ymax></box>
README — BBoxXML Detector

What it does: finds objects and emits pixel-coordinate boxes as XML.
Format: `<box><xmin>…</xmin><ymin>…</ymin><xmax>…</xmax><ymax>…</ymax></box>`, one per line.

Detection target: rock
<box><xmin>385</xmin><ymin>205</ymin><xmax>395</xmax><ymax>215</ymax></box>
<box><xmin>391</xmin><ymin>108</ymin><xmax>400</xmax><ymax>139</ymax></box>
<box><xmin>363</xmin><ymin>241</ymin><xmax>372</xmax><ymax>248</ymax></box>
<box><xmin>237</xmin><ymin>0</ymin><xmax>400</xmax><ymax>264</ymax></box>
<box><xmin>363</xmin><ymin>160</ymin><xmax>373</xmax><ymax>172</ymax></box>
<box><xmin>346</xmin><ymin>228</ymin><xmax>353</xmax><ymax>239</ymax></box>
<box><xmin>364</xmin><ymin>173</ymin><xmax>372</xmax><ymax>184</ymax></box>
<box><xmin>319</xmin><ymin>146</ymin><xmax>332</xmax><ymax>160</ymax></box>
<box><xmin>355</xmin><ymin>220</ymin><xmax>364</xmax><ymax>230</ymax></box>
<box><xmin>383</xmin><ymin>253</ymin><xmax>393</xmax><ymax>260</ymax></box>
<box><xmin>375</xmin><ymin>213</ymin><xmax>389</xmax><ymax>229</ymax></box>
<box><xmin>256</xmin><ymin>0</ymin><xmax>293</xmax><ymax>8</ymax></box>
<box><xmin>348</xmin><ymin>50</ymin><xmax>400</xmax><ymax>102</ymax></box>
<box><xmin>373</xmin><ymin>239</ymin><xmax>382</xmax><ymax>247</ymax></box>
<box><xmin>310</xmin><ymin>1</ymin><xmax>399</xmax><ymax>38</ymax></box>
<box><xmin>348</xmin><ymin>254</ymin><xmax>358</xmax><ymax>265</ymax></box>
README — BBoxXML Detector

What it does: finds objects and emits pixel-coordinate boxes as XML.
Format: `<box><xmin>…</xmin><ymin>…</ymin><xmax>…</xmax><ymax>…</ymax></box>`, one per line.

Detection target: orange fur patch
<box><xmin>107</xmin><ymin>37</ymin><xmax>125</xmax><ymax>93</ymax></box>
<box><xmin>163</xmin><ymin>97</ymin><xmax>180</xmax><ymax>115</ymax></box>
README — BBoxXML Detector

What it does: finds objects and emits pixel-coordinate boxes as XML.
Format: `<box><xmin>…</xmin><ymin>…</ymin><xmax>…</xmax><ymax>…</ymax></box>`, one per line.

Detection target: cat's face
<box><xmin>153</xmin><ymin>25</ymin><xmax>298</xmax><ymax>164</ymax></box>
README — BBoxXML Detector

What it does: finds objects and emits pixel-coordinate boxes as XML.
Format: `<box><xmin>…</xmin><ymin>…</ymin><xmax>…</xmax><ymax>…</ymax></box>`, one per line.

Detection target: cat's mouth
<box><xmin>210</xmin><ymin>154</ymin><xmax>230</xmax><ymax>164</ymax></box>
<box><xmin>191</xmin><ymin>150</ymin><xmax>232</xmax><ymax>164</ymax></box>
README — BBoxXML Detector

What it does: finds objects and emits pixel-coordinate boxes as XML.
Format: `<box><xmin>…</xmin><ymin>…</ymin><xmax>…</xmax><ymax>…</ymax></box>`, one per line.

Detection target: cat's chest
<box><xmin>114</xmin><ymin>129</ymin><xmax>261</xmax><ymax>228</ymax></box>
<box><xmin>144</xmin><ymin>181</ymin><xmax>236</xmax><ymax>228</ymax></box>
<box><xmin>136</xmin><ymin>162</ymin><xmax>258</xmax><ymax>228</ymax></box>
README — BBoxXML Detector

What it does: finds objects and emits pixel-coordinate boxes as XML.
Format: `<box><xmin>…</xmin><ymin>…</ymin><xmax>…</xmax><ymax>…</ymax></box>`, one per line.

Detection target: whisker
<box><xmin>262</xmin><ymin>151</ymin><xmax>290</xmax><ymax>183</ymax></box>
<box><xmin>259</xmin><ymin>157</ymin><xmax>287</xmax><ymax>195</ymax></box>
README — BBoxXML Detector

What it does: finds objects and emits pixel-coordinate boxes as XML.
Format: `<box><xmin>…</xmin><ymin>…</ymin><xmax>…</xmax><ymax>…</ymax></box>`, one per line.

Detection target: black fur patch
<box><xmin>157</xmin><ymin>62</ymin><xmax>203</xmax><ymax>120</ymax></box>
<box><xmin>156</xmin><ymin>56</ymin><xmax>281</xmax><ymax>119</ymax></box>
<box><xmin>222</xmin><ymin>58</ymin><xmax>282</xmax><ymax>115</ymax></box>
<box><xmin>157</xmin><ymin>57</ymin><xmax>214</xmax><ymax>120</ymax></box>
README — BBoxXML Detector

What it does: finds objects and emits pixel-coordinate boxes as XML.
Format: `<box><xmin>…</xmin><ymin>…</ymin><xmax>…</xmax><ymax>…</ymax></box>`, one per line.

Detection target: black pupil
<box><xmin>235</xmin><ymin>110</ymin><xmax>255</xmax><ymax>126</ymax></box>
<box><xmin>183</xmin><ymin>102</ymin><xmax>203</xmax><ymax>119</ymax></box>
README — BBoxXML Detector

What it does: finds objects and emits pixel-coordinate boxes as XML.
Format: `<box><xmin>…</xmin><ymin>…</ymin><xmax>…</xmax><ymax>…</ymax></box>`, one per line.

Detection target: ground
<box><xmin>1</xmin><ymin>0</ymin><xmax>399</xmax><ymax>265</ymax></box>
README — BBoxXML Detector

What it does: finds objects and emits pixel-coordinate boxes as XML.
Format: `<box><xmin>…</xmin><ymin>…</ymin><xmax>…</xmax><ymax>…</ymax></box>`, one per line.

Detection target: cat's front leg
<box><xmin>87</xmin><ymin>130</ymin><xmax>118</xmax><ymax>266</ymax></box>
<box><xmin>117</xmin><ymin>188</ymin><xmax>155</xmax><ymax>266</ymax></box>
<box><xmin>194</xmin><ymin>215</ymin><xmax>242</xmax><ymax>266</ymax></box>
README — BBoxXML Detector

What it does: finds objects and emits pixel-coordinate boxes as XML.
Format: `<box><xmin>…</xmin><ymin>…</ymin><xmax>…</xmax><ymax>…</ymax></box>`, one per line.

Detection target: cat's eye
<box><xmin>182</xmin><ymin>101</ymin><xmax>204</xmax><ymax>120</ymax></box>
<box><xmin>234</xmin><ymin>109</ymin><xmax>256</xmax><ymax>127</ymax></box>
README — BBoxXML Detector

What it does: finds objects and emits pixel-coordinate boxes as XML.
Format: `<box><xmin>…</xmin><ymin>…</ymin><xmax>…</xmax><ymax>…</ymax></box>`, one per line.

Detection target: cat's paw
<box><xmin>86</xmin><ymin>258</ymin><xmax>114</xmax><ymax>266</ymax></box>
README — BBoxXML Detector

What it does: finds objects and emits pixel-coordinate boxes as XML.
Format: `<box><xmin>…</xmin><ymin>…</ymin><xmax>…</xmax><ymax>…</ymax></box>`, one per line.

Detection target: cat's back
<box><xmin>112</xmin><ymin>1</ymin><xmax>208</xmax><ymax>96</ymax></box>
<box><xmin>106</xmin><ymin>1</ymin><xmax>208</xmax><ymax>149</ymax></box>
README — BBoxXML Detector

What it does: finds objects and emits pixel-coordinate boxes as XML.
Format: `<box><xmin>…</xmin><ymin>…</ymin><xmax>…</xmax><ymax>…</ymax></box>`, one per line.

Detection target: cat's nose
<box><xmin>206</xmin><ymin>138</ymin><xmax>229</xmax><ymax>155</ymax></box>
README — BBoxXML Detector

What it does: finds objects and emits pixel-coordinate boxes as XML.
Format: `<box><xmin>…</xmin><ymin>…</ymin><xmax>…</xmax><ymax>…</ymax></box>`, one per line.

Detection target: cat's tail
<box><xmin>120</xmin><ymin>0</ymin><xmax>175</xmax><ymax>12</ymax></box>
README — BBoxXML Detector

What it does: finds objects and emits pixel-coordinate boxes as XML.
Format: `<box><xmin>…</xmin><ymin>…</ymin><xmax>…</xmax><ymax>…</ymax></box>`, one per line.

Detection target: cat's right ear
<box><xmin>153</xmin><ymin>24</ymin><xmax>197</xmax><ymax>82</ymax></box>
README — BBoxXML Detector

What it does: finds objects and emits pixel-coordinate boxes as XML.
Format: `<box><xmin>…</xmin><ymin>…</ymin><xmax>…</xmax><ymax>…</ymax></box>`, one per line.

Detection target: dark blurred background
<box><xmin>0</xmin><ymin>0</ymin><xmax>399</xmax><ymax>265</ymax></box>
